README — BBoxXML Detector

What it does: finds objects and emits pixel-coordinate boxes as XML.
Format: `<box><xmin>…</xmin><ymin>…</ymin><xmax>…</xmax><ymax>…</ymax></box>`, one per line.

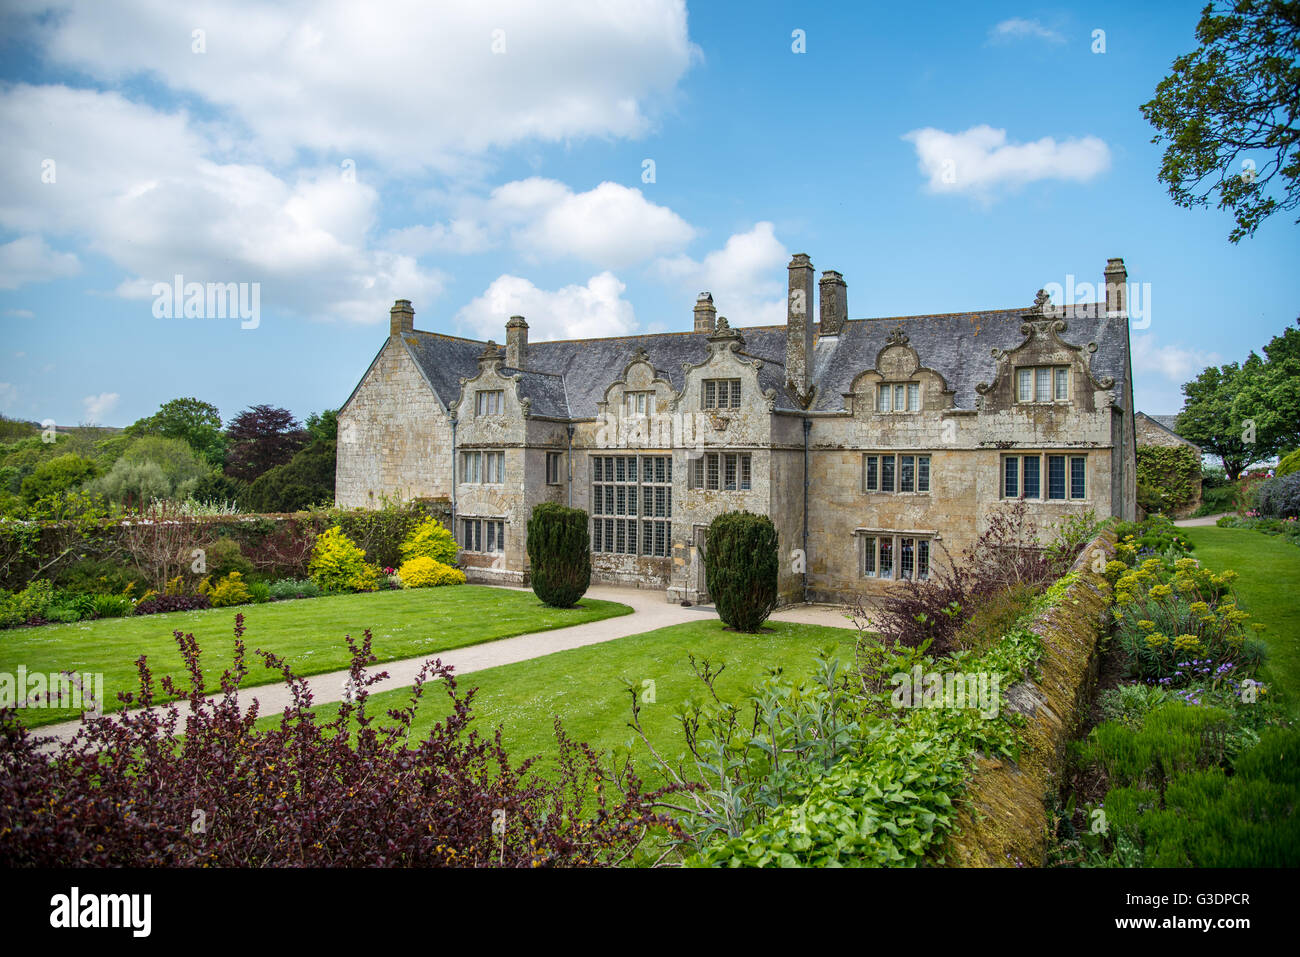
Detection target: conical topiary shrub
<box><xmin>704</xmin><ymin>510</ymin><xmax>779</xmax><ymax>632</ymax></box>
<box><xmin>526</xmin><ymin>503</ymin><xmax>592</xmax><ymax>608</ymax></box>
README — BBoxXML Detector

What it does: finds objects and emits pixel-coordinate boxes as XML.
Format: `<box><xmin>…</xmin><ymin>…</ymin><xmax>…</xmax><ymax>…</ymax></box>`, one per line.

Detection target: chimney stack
<box><xmin>818</xmin><ymin>270</ymin><xmax>847</xmax><ymax>336</ymax></box>
<box><xmin>1104</xmin><ymin>258</ymin><xmax>1127</xmax><ymax>317</ymax></box>
<box><xmin>390</xmin><ymin>299</ymin><xmax>414</xmax><ymax>337</ymax></box>
<box><xmin>693</xmin><ymin>292</ymin><xmax>716</xmax><ymax>333</ymax></box>
<box><xmin>786</xmin><ymin>253</ymin><xmax>815</xmax><ymax>397</ymax></box>
<box><xmin>505</xmin><ymin>315</ymin><xmax>528</xmax><ymax>368</ymax></box>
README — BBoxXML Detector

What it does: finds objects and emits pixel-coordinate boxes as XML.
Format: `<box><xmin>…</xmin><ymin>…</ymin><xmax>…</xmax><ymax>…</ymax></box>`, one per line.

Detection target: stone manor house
<box><xmin>336</xmin><ymin>254</ymin><xmax>1137</xmax><ymax>604</ymax></box>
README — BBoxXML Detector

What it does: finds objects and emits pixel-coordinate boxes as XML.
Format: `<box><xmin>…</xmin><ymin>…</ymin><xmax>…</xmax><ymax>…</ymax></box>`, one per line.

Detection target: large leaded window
<box><xmin>863</xmin><ymin>453</ymin><xmax>931</xmax><ymax>493</ymax></box>
<box><xmin>861</xmin><ymin>532</ymin><xmax>931</xmax><ymax>581</ymax></box>
<box><xmin>591</xmin><ymin>455</ymin><xmax>672</xmax><ymax>557</ymax></box>
<box><xmin>689</xmin><ymin>451</ymin><xmax>752</xmax><ymax>491</ymax></box>
<box><xmin>1002</xmin><ymin>453</ymin><xmax>1087</xmax><ymax>501</ymax></box>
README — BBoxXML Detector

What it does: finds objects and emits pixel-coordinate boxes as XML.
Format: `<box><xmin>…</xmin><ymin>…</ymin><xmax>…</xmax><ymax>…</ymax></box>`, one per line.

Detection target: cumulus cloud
<box><xmin>1131</xmin><ymin>334</ymin><xmax>1218</xmax><ymax>384</ymax></box>
<box><xmin>903</xmin><ymin>125</ymin><xmax>1110</xmax><ymax>198</ymax></box>
<box><xmin>455</xmin><ymin>271</ymin><xmax>637</xmax><ymax>342</ymax></box>
<box><xmin>81</xmin><ymin>391</ymin><xmax>119</xmax><ymax>424</ymax></box>
<box><xmin>0</xmin><ymin>235</ymin><xmax>81</xmax><ymax>289</ymax></box>
<box><xmin>988</xmin><ymin>18</ymin><xmax>1064</xmax><ymax>44</ymax></box>
<box><xmin>653</xmin><ymin>222</ymin><xmax>789</xmax><ymax>326</ymax></box>
<box><xmin>17</xmin><ymin>0</ymin><xmax>696</xmax><ymax>171</ymax></box>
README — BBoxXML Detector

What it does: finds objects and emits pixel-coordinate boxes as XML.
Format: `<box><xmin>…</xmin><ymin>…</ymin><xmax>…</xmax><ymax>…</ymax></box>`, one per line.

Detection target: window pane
<box><xmin>918</xmin><ymin>540</ymin><xmax>930</xmax><ymax>580</ymax></box>
<box><xmin>1017</xmin><ymin>368</ymin><xmax>1032</xmax><ymax>402</ymax></box>
<box><xmin>1048</xmin><ymin>455</ymin><xmax>1066</xmax><ymax>500</ymax></box>
<box><xmin>740</xmin><ymin>455</ymin><xmax>751</xmax><ymax>490</ymax></box>
<box><xmin>731</xmin><ymin>380</ymin><xmax>741</xmax><ymax>408</ymax></box>
<box><xmin>881</xmin><ymin>455</ymin><xmax>895</xmax><ymax>492</ymax></box>
<box><xmin>1054</xmin><ymin>367</ymin><xmax>1068</xmax><ymax>401</ymax></box>
<box><xmin>900</xmin><ymin>455</ymin><xmax>915</xmax><ymax>492</ymax></box>
<box><xmin>863</xmin><ymin>536</ymin><xmax>876</xmax><ymax>576</ymax></box>
<box><xmin>894</xmin><ymin>384</ymin><xmax>905</xmax><ymax>410</ymax></box>
<box><xmin>917</xmin><ymin>456</ymin><xmax>930</xmax><ymax>492</ymax></box>
<box><xmin>707</xmin><ymin>453</ymin><xmax>719</xmax><ymax>490</ymax></box>
<box><xmin>1070</xmin><ymin>456</ymin><xmax>1086</xmax><ymax>499</ymax></box>
<box><xmin>724</xmin><ymin>453</ymin><xmax>737</xmax><ymax>490</ymax></box>
<box><xmin>907</xmin><ymin>382</ymin><xmax>920</xmax><ymax>411</ymax></box>
<box><xmin>879</xmin><ymin>538</ymin><xmax>894</xmax><ymax>579</ymax></box>
<box><xmin>1004</xmin><ymin>457</ymin><xmax>1018</xmax><ymax>497</ymax></box>
<box><xmin>877</xmin><ymin>386</ymin><xmax>890</xmax><ymax>412</ymax></box>
<box><xmin>692</xmin><ymin>456</ymin><xmax>704</xmax><ymax>489</ymax></box>
<box><xmin>900</xmin><ymin>538</ymin><xmax>914</xmax><ymax>580</ymax></box>
<box><xmin>865</xmin><ymin>455</ymin><xmax>878</xmax><ymax>491</ymax></box>
<box><xmin>1035</xmin><ymin>368</ymin><xmax>1051</xmax><ymax>402</ymax></box>
<box><xmin>1023</xmin><ymin>456</ymin><xmax>1041</xmax><ymax>498</ymax></box>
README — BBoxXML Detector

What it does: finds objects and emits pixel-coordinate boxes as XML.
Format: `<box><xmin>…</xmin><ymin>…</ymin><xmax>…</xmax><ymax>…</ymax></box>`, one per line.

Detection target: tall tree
<box><xmin>1177</xmin><ymin>363</ymin><xmax>1257</xmax><ymax>478</ymax></box>
<box><xmin>1140</xmin><ymin>0</ymin><xmax>1300</xmax><ymax>242</ymax></box>
<box><xmin>223</xmin><ymin>405</ymin><xmax>307</xmax><ymax>482</ymax></box>
<box><xmin>126</xmin><ymin>397</ymin><xmax>226</xmax><ymax>466</ymax></box>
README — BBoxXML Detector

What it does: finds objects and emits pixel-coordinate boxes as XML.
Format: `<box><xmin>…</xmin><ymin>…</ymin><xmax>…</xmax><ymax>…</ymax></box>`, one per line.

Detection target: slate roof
<box><xmin>1137</xmin><ymin>412</ymin><xmax>1200</xmax><ymax>450</ymax></box>
<box><xmin>396</xmin><ymin>301</ymin><xmax>1132</xmax><ymax>420</ymax></box>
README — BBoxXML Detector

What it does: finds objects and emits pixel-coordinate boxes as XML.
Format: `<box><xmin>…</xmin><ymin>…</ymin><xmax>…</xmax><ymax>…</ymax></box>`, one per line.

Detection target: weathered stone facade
<box><xmin>336</xmin><ymin>258</ymin><xmax>1138</xmax><ymax>603</ymax></box>
<box><xmin>1135</xmin><ymin>412</ymin><xmax>1203</xmax><ymax>517</ymax></box>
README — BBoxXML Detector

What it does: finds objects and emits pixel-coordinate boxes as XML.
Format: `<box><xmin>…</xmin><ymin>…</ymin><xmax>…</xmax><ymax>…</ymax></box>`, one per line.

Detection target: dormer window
<box><xmin>877</xmin><ymin>382</ymin><xmax>920</xmax><ymax>413</ymax></box>
<box><xmin>1016</xmin><ymin>366</ymin><xmax>1069</xmax><ymax>403</ymax></box>
<box><xmin>476</xmin><ymin>389</ymin><xmax>504</xmax><ymax>416</ymax></box>
<box><xmin>625</xmin><ymin>391</ymin><xmax>652</xmax><ymax>416</ymax></box>
<box><xmin>703</xmin><ymin>379</ymin><xmax>741</xmax><ymax>410</ymax></box>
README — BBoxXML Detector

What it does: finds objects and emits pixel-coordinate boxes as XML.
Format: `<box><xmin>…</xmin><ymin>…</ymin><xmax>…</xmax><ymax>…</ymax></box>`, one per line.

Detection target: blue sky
<box><xmin>0</xmin><ymin>0</ymin><xmax>1295</xmax><ymax>429</ymax></box>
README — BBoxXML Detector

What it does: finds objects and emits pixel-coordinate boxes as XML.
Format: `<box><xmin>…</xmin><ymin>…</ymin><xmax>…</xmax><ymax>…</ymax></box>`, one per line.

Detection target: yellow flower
<box><xmin>1149</xmin><ymin>584</ymin><xmax>1173</xmax><ymax>599</ymax></box>
<box><xmin>1137</xmin><ymin>619</ymin><xmax>1156</xmax><ymax>631</ymax></box>
<box><xmin>1145</xmin><ymin>632</ymin><xmax>1170</xmax><ymax>648</ymax></box>
<box><xmin>1189</xmin><ymin>601</ymin><xmax>1210</xmax><ymax>614</ymax></box>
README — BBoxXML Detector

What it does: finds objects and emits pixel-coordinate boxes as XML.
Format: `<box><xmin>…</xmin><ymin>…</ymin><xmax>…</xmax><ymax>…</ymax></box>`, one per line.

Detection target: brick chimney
<box><xmin>818</xmin><ymin>270</ymin><xmax>847</xmax><ymax>336</ymax></box>
<box><xmin>1104</xmin><ymin>258</ymin><xmax>1127</xmax><ymax>317</ymax></box>
<box><xmin>390</xmin><ymin>299</ymin><xmax>414</xmax><ymax>337</ymax></box>
<box><xmin>505</xmin><ymin>315</ymin><xmax>528</xmax><ymax>368</ymax></box>
<box><xmin>693</xmin><ymin>292</ymin><xmax>716</xmax><ymax>333</ymax></box>
<box><xmin>786</xmin><ymin>253</ymin><xmax>815</xmax><ymax>397</ymax></box>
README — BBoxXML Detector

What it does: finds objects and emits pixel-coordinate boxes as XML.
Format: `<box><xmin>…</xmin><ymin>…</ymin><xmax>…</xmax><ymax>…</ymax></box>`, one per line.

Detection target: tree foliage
<box><xmin>126</xmin><ymin>397</ymin><xmax>226</xmax><ymax>466</ymax></box>
<box><xmin>703</xmin><ymin>511</ymin><xmax>779</xmax><ymax>633</ymax></box>
<box><xmin>223</xmin><ymin>404</ymin><xmax>307</xmax><ymax>482</ymax></box>
<box><xmin>526</xmin><ymin>503</ymin><xmax>591</xmax><ymax>608</ymax></box>
<box><xmin>1140</xmin><ymin>0</ymin><xmax>1300</xmax><ymax>242</ymax></box>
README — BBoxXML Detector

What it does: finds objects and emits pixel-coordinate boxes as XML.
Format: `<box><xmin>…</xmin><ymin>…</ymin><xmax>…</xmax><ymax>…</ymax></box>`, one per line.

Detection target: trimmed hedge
<box><xmin>704</xmin><ymin>511</ymin><xmax>779</xmax><ymax>633</ymax></box>
<box><xmin>526</xmin><ymin>503</ymin><xmax>591</xmax><ymax>608</ymax></box>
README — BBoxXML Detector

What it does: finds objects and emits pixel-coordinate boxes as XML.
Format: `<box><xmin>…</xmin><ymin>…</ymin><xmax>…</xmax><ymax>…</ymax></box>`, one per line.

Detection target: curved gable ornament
<box><xmin>974</xmin><ymin>290</ymin><xmax>1115</xmax><ymax>396</ymax></box>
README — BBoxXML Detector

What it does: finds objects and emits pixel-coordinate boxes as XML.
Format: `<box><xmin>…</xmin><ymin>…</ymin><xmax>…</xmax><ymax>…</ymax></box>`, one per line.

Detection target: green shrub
<box><xmin>20</xmin><ymin>453</ymin><xmax>97</xmax><ymax>503</ymax></box>
<box><xmin>526</xmin><ymin>503</ymin><xmax>591</xmax><ymax>608</ymax></box>
<box><xmin>204</xmin><ymin>571</ymin><xmax>253</xmax><ymax>607</ymax></box>
<box><xmin>1135</xmin><ymin>446</ymin><xmax>1201</xmax><ymax>514</ymax></box>
<box><xmin>953</xmin><ymin>583</ymin><xmax>1043</xmax><ymax>654</ymax></box>
<box><xmin>268</xmin><ymin>578</ymin><xmax>320</xmax><ymax>600</ymax></box>
<box><xmin>1254</xmin><ymin>473</ymin><xmax>1300</xmax><ymax>518</ymax></box>
<box><xmin>399</xmin><ymin>516</ymin><xmax>459</xmax><ymax>566</ymax></box>
<box><xmin>1080</xmin><ymin>702</ymin><xmax>1231</xmax><ymax>791</ymax></box>
<box><xmin>0</xmin><ymin>580</ymin><xmax>55</xmax><ymax>627</ymax></box>
<box><xmin>1277</xmin><ymin>449</ymin><xmax>1300</xmax><ymax>478</ymax></box>
<box><xmin>398</xmin><ymin>556</ymin><xmax>467</xmax><ymax>588</ymax></box>
<box><xmin>91</xmin><ymin>593</ymin><xmax>134</xmax><ymax>618</ymax></box>
<box><xmin>202</xmin><ymin>537</ymin><xmax>254</xmax><ymax>580</ymax></box>
<box><xmin>247</xmin><ymin>580</ymin><xmax>271</xmax><ymax>603</ymax></box>
<box><xmin>43</xmin><ymin>604</ymin><xmax>85</xmax><ymax>623</ymax></box>
<box><xmin>54</xmin><ymin>558</ymin><xmax>150</xmax><ymax>597</ymax></box>
<box><xmin>704</xmin><ymin>511</ymin><xmax>778</xmax><ymax>633</ymax></box>
<box><xmin>308</xmin><ymin>527</ymin><xmax>380</xmax><ymax>593</ymax></box>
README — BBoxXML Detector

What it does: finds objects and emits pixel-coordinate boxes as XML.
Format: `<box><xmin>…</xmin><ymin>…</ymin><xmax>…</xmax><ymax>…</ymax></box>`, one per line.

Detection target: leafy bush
<box><xmin>203</xmin><ymin>571</ymin><xmax>253</xmax><ymax>608</ymax></box>
<box><xmin>53</xmin><ymin>558</ymin><xmax>150</xmax><ymax>597</ymax></box>
<box><xmin>399</xmin><ymin>516</ymin><xmax>460</xmax><ymax>566</ymax></box>
<box><xmin>201</xmin><ymin>537</ymin><xmax>254</xmax><ymax>580</ymax></box>
<box><xmin>20</xmin><ymin>453</ymin><xmax>96</xmax><ymax>503</ymax></box>
<box><xmin>0</xmin><ymin>617</ymin><xmax>674</xmax><ymax>866</ymax></box>
<box><xmin>703</xmin><ymin>511</ymin><xmax>778</xmax><ymax>633</ymax></box>
<box><xmin>398</xmin><ymin>556</ymin><xmax>466</xmax><ymax>588</ymax></box>
<box><xmin>1096</xmin><ymin>683</ymin><xmax>1174</xmax><ymax>729</ymax></box>
<box><xmin>134</xmin><ymin>593</ymin><xmax>211</xmax><ymax>616</ymax></box>
<box><xmin>1253</xmin><ymin>472</ymin><xmax>1300</xmax><ymax>518</ymax></box>
<box><xmin>91</xmin><ymin>593</ymin><xmax>134</xmax><ymax>619</ymax></box>
<box><xmin>1277</xmin><ymin>449</ymin><xmax>1300</xmax><ymax>478</ymax></box>
<box><xmin>1113</xmin><ymin>514</ymin><xmax>1194</xmax><ymax>557</ymax></box>
<box><xmin>0</xmin><ymin>580</ymin><xmax>55</xmax><ymax>628</ymax></box>
<box><xmin>1135</xmin><ymin>445</ymin><xmax>1201</xmax><ymax>514</ymax></box>
<box><xmin>308</xmin><ymin>526</ymin><xmax>380</xmax><ymax>593</ymax></box>
<box><xmin>953</xmin><ymin>583</ymin><xmax>1043</xmax><ymax>654</ymax></box>
<box><xmin>247</xmin><ymin>579</ymin><xmax>271</xmax><ymax>603</ymax></box>
<box><xmin>526</xmin><ymin>503</ymin><xmax>591</xmax><ymax>609</ymax></box>
<box><xmin>242</xmin><ymin>439</ymin><xmax>335</xmax><ymax>513</ymax></box>
<box><xmin>1215</xmin><ymin>514</ymin><xmax>1300</xmax><ymax>546</ymax></box>
<box><xmin>267</xmin><ymin>578</ymin><xmax>319</xmax><ymax>600</ymax></box>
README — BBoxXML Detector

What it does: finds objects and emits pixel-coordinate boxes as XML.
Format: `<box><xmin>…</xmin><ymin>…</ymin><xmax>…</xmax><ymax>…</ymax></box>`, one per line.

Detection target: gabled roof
<box><xmin>392</xmin><ymin>301</ymin><xmax>1132</xmax><ymax>420</ymax></box>
<box><xmin>1137</xmin><ymin>411</ymin><xmax>1201</xmax><ymax>451</ymax></box>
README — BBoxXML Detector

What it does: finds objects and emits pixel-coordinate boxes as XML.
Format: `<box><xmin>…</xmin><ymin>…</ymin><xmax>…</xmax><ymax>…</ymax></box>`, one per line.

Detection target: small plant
<box><xmin>398</xmin><ymin>556</ymin><xmax>467</xmax><ymax>588</ymax></box>
<box><xmin>398</xmin><ymin>517</ymin><xmax>459</xmax><ymax>566</ymax></box>
<box><xmin>308</xmin><ymin>526</ymin><xmax>381</xmax><ymax>594</ymax></box>
<box><xmin>267</xmin><ymin>578</ymin><xmax>320</xmax><ymax>600</ymax></box>
<box><xmin>135</xmin><ymin>593</ymin><xmax>211</xmax><ymax>616</ymax></box>
<box><xmin>703</xmin><ymin>511</ymin><xmax>778</xmax><ymax>633</ymax></box>
<box><xmin>526</xmin><ymin>503</ymin><xmax>592</xmax><ymax>609</ymax></box>
<box><xmin>247</xmin><ymin>579</ymin><xmax>271</xmax><ymax>603</ymax></box>
<box><xmin>205</xmin><ymin>571</ymin><xmax>253</xmax><ymax>608</ymax></box>
<box><xmin>91</xmin><ymin>593</ymin><xmax>134</xmax><ymax>619</ymax></box>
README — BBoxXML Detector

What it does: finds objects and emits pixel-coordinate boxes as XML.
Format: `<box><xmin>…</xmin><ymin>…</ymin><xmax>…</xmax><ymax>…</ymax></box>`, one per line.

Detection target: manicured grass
<box><xmin>1183</xmin><ymin>526</ymin><xmax>1300</xmax><ymax>716</ymax></box>
<box><xmin>253</xmin><ymin>619</ymin><xmax>859</xmax><ymax>784</ymax></box>
<box><xmin>1</xmin><ymin>586</ymin><xmax>631</xmax><ymax>728</ymax></box>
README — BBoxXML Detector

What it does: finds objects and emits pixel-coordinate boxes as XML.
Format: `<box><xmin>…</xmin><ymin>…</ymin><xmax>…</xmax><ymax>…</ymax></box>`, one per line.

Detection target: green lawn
<box><xmin>1</xmin><ymin>586</ymin><xmax>631</xmax><ymax>728</ymax></box>
<box><xmin>1183</xmin><ymin>526</ymin><xmax>1300</xmax><ymax>716</ymax></box>
<box><xmin>253</xmin><ymin>619</ymin><xmax>859</xmax><ymax>784</ymax></box>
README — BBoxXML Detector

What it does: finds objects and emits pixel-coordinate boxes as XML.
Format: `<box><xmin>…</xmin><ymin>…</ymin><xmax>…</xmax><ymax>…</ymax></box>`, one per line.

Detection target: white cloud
<box><xmin>903</xmin><ymin>125</ymin><xmax>1110</xmax><ymax>198</ymax></box>
<box><xmin>81</xmin><ymin>391</ymin><xmax>119</xmax><ymax>424</ymax></box>
<box><xmin>5</xmin><ymin>309</ymin><xmax>36</xmax><ymax>319</ymax></box>
<box><xmin>653</xmin><ymin>222</ymin><xmax>789</xmax><ymax>326</ymax></box>
<box><xmin>0</xmin><ymin>383</ymin><xmax>17</xmax><ymax>411</ymax></box>
<box><xmin>18</xmin><ymin>0</ymin><xmax>696</xmax><ymax>171</ymax></box>
<box><xmin>455</xmin><ymin>272</ymin><xmax>636</xmax><ymax>341</ymax></box>
<box><xmin>988</xmin><ymin>18</ymin><xmax>1064</xmax><ymax>44</ymax></box>
<box><xmin>1131</xmin><ymin>334</ymin><xmax>1218</xmax><ymax>384</ymax></box>
<box><xmin>0</xmin><ymin>235</ymin><xmax>81</xmax><ymax>289</ymax></box>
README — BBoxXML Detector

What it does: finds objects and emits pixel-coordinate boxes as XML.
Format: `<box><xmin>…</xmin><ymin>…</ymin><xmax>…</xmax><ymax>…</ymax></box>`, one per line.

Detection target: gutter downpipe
<box><xmin>803</xmin><ymin>416</ymin><xmax>811</xmax><ymax>602</ymax></box>
<box><xmin>449</xmin><ymin>411</ymin><xmax>457</xmax><ymax>528</ymax></box>
<box><xmin>566</xmin><ymin>424</ymin><xmax>575</xmax><ymax>507</ymax></box>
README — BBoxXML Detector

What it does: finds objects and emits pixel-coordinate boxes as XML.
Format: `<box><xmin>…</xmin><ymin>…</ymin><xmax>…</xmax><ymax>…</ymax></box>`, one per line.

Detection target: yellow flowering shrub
<box><xmin>398</xmin><ymin>556</ymin><xmax>467</xmax><ymax>588</ymax></box>
<box><xmin>309</xmin><ymin>527</ymin><xmax>382</xmax><ymax>594</ymax></box>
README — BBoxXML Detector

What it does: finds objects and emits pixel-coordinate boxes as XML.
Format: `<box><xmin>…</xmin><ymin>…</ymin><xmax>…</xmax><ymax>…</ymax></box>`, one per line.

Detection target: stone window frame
<box><xmin>591</xmin><ymin>454</ymin><xmax>672</xmax><ymax>558</ymax></box>
<box><xmin>862</xmin><ymin>452</ymin><xmax>931</xmax><ymax>494</ymax></box>
<box><xmin>624</xmin><ymin>390</ymin><xmax>653</xmax><ymax>417</ymax></box>
<box><xmin>1014</xmin><ymin>365</ymin><xmax>1070</xmax><ymax>405</ymax></box>
<box><xmin>702</xmin><ymin>378</ymin><xmax>742</xmax><ymax>410</ymax></box>
<box><xmin>461</xmin><ymin>517</ymin><xmax>505</xmax><ymax>554</ymax></box>
<box><xmin>688</xmin><ymin>451</ymin><xmax>752</xmax><ymax>491</ymax></box>
<box><xmin>1001</xmin><ymin>452</ymin><xmax>1088</xmax><ymax>502</ymax></box>
<box><xmin>460</xmin><ymin>449</ymin><xmax>505</xmax><ymax>485</ymax></box>
<box><xmin>857</xmin><ymin>528</ymin><xmax>935</xmax><ymax>581</ymax></box>
<box><xmin>475</xmin><ymin>389</ymin><xmax>505</xmax><ymax>416</ymax></box>
<box><xmin>545</xmin><ymin>451</ymin><xmax>564</xmax><ymax>485</ymax></box>
<box><xmin>876</xmin><ymin>380</ymin><xmax>921</xmax><ymax>413</ymax></box>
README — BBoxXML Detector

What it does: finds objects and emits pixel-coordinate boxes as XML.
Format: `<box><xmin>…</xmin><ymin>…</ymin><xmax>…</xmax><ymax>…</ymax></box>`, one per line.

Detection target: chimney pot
<box><xmin>505</xmin><ymin>315</ymin><xmax>528</xmax><ymax>369</ymax></box>
<box><xmin>1104</xmin><ymin>257</ymin><xmax>1128</xmax><ymax>317</ymax></box>
<box><xmin>818</xmin><ymin>270</ymin><xmax>847</xmax><ymax>336</ymax></box>
<box><xmin>693</xmin><ymin>292</ymin><xmax>716</xmax><ymax>333</ymax></box>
